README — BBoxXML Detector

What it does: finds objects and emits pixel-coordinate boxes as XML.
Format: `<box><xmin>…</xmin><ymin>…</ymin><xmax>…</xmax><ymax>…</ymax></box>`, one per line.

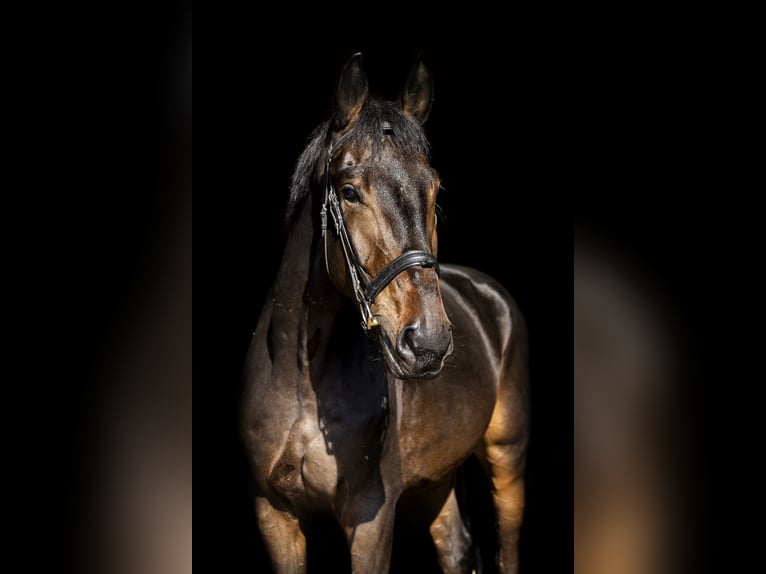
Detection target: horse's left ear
<box><xmin>401</xmin><ymin>57</ymin><xmax>434</xmax><ymax>124</ymax></box>
<box><xmin>336</xmin><ymin>53</ymin><xmax>369</xmax><ymax>129</ymax></box>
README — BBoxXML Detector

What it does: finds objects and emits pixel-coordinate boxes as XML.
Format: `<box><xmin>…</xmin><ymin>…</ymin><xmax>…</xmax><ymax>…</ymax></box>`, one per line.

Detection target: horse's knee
<box><xmin>255</xmin><ymin>497</ymin><xmax>306</xmax><ymax>573</ymax></box>
<box><xmin>485</xmin><ymin>443</ymin><xmax>525</xmax><ymax>482</ymax></box>
<box><xmin>430</xmin><ymin>489</ymin><xmax>472</xmax><ymax>573</ymax></box>
<box><xmin>430</xmin><ymin>512</ymin><xmax>471</xmax><ymax>551</ymax></box>
<box><xmin>482</xmin><ymin>446</ymin><xmax>526</xmax><ymax>533</ymax></box>
<box><xmin>494</xmin><ymin>480</ymin><xmax>525</xmax><ymax>531</ymax></box>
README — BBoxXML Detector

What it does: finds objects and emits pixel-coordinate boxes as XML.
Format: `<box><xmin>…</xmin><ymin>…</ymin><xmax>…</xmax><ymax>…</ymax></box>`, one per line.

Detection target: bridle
<box><xmin>320</xmin><ymin>128</ymin><xmax>440</xmax><ymax>331</ymax></box>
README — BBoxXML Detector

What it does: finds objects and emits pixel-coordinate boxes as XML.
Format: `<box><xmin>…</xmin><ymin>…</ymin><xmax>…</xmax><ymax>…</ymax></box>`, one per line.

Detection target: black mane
<box><xmin>286</xmin><ymin>100</ymin><xmax>431</xmax><ymax>220</ymax></box>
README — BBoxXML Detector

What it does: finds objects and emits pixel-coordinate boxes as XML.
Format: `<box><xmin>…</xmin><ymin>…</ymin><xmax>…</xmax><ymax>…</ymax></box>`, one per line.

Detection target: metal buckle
<box><xmin>320</xmin><ymin>203</ymin><xmax>328</xmax><ymax>236</ymax></box>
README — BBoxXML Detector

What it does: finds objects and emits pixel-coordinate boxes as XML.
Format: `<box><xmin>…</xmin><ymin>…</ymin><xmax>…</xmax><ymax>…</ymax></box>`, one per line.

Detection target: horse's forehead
<box><xmin>341</xmin><ymin>141</ymin><xmax>430</xmax><ymax>183</ymax></box>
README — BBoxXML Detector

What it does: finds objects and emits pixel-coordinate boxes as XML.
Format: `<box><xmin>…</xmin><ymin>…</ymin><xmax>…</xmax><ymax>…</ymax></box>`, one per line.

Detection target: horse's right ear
<box><xmin>401</xmin><ymin>56</ymin><xmax>433</xmax><ymax>124</ymax></box>
<box><xmin>335</xmin><ymin>53</ymin><xmax>369</xmax><ymax>129</ymax></box>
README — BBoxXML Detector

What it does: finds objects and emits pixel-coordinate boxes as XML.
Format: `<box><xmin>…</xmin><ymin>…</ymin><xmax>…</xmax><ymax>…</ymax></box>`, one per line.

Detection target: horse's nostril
<box><xmin>397</xmin><ymin>323</ymin><xmax>419</xmax><ymax>359</ymax></box>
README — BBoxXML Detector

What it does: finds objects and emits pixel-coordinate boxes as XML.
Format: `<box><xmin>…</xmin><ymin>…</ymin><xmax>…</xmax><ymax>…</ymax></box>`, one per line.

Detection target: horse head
<box><xmin>320</xmin><ymin>54</ymin><xmax>453</xmax><ymax>379</ymax></box>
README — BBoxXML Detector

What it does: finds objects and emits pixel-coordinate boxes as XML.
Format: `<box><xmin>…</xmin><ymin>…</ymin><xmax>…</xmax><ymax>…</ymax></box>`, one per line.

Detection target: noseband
<box><xmin>320</xmin><ymin>129</ymin><xmax>440</xmax><ymax>331</ymax></box>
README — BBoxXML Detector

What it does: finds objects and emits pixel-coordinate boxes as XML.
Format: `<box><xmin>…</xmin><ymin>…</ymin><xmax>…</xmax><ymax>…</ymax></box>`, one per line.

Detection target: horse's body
<box><xmin>241</xmin><ymin>56</ymin><xmax>529</xmax><ymax>573</ymax></box>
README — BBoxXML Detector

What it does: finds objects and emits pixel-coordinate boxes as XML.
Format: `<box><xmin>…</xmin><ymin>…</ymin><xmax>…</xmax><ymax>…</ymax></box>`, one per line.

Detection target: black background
<box><xmin>200</xmin><ymin>35</ymin><xmax>572</xmax><ymax>572</ymax></box>
<box><xmin>2</xmin><ymin>8</ymin><xmax>735</xmax><ymax>573</ymax></box>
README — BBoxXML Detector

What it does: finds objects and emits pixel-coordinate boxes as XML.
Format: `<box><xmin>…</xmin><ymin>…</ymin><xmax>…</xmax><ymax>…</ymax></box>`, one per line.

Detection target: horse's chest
<box><xmin>269</xmin><ymin>385</ymin><xmax>389</xmax><ymax>507</ymax></box>
<box><xmin>398</xmin><ymin>374</ymin><xmax>498</xmax><ymax>485</ymax></box>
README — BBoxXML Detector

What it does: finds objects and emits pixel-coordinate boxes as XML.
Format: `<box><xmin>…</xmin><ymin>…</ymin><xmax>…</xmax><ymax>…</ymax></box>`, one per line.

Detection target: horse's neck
<box><xmin>272</xmin><ymin>196</ymin><xmax>397</xmax><ymax>443</ymax></box>
<box><xmin>272</xmin><ymin>198</ymin><xmax>316</xmax><ymax>310</ymax></box>
<box><xmin>271</xmin><ymin>196</ymin><xmax>343</xmax><ymax>356</ymax></box>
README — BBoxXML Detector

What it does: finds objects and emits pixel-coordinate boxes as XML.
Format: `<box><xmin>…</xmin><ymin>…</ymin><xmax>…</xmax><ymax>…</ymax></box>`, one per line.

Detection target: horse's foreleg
<box><xmin>430</xmin><ymin>485</ymin><xmax>473</xmax><ymax>574</ymax></box>
<box><xmin>478</xmin><ymin>313</ymin><xmax>529</xmax><ymax>573</ymax></box>
<box><xmin>255</xmin><ymin>496</ymin><xmax>306</xmax><ymax>574</ymax></box>
<box><xmin>338</xmin><ymin>488</ymin><xmax>396</xmax><ymax>574</ymax></box>
<box><xmin>479</xmin><ymin>388</ymin><xmax>528</xmax><ymax>572</ymax></box>
<box><xmin>482</xmin><ymin>443</ymin><xmax>525</xmax><ymax>574</ymax></box>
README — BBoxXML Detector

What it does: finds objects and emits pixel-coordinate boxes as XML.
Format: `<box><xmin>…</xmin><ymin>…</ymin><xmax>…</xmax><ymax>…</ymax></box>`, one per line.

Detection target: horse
<box><xmin>241</xmin><ymin>54</ymin><xmax>530</xmax><ymax>573</ymax></box>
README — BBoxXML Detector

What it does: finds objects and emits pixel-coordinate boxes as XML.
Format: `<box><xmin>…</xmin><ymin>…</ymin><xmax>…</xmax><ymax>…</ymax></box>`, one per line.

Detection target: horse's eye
<box><xmin>340</xmin><ymin>185</ymin><xmax>360</xmax><ymax>203</ymax></box>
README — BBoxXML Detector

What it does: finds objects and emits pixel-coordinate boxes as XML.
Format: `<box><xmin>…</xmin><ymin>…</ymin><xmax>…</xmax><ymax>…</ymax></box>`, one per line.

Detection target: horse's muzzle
<box><xmin>395</xmin><ymin>321</ymin><xmax>453</xmax><ymax>378</ymax></box>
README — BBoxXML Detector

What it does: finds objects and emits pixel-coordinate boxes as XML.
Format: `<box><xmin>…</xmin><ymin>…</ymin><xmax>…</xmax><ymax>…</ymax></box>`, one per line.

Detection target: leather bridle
<box><xmin>320</xmin><ymin>129</ymin><xmax>440</xmax><ymax>331</ymax></box>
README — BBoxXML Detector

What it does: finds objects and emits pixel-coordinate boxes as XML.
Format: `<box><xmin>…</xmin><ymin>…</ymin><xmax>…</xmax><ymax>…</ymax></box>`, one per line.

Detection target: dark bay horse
<box><xmin>241</xmin><ymin>54</ymin><xmax>529</xmax><ymax>573</ymax></box>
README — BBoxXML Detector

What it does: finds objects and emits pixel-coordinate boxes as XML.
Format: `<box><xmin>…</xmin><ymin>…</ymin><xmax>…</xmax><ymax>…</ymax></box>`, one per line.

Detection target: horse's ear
<box><xmin>335</xmin><ymin>53</ymin><xmax>369</xmax><ymax>129</ymax></box>
<box><xmin>401</xmin><ymin>57</ymin><xmax>434</xmax><ymax>124</ymax></box>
